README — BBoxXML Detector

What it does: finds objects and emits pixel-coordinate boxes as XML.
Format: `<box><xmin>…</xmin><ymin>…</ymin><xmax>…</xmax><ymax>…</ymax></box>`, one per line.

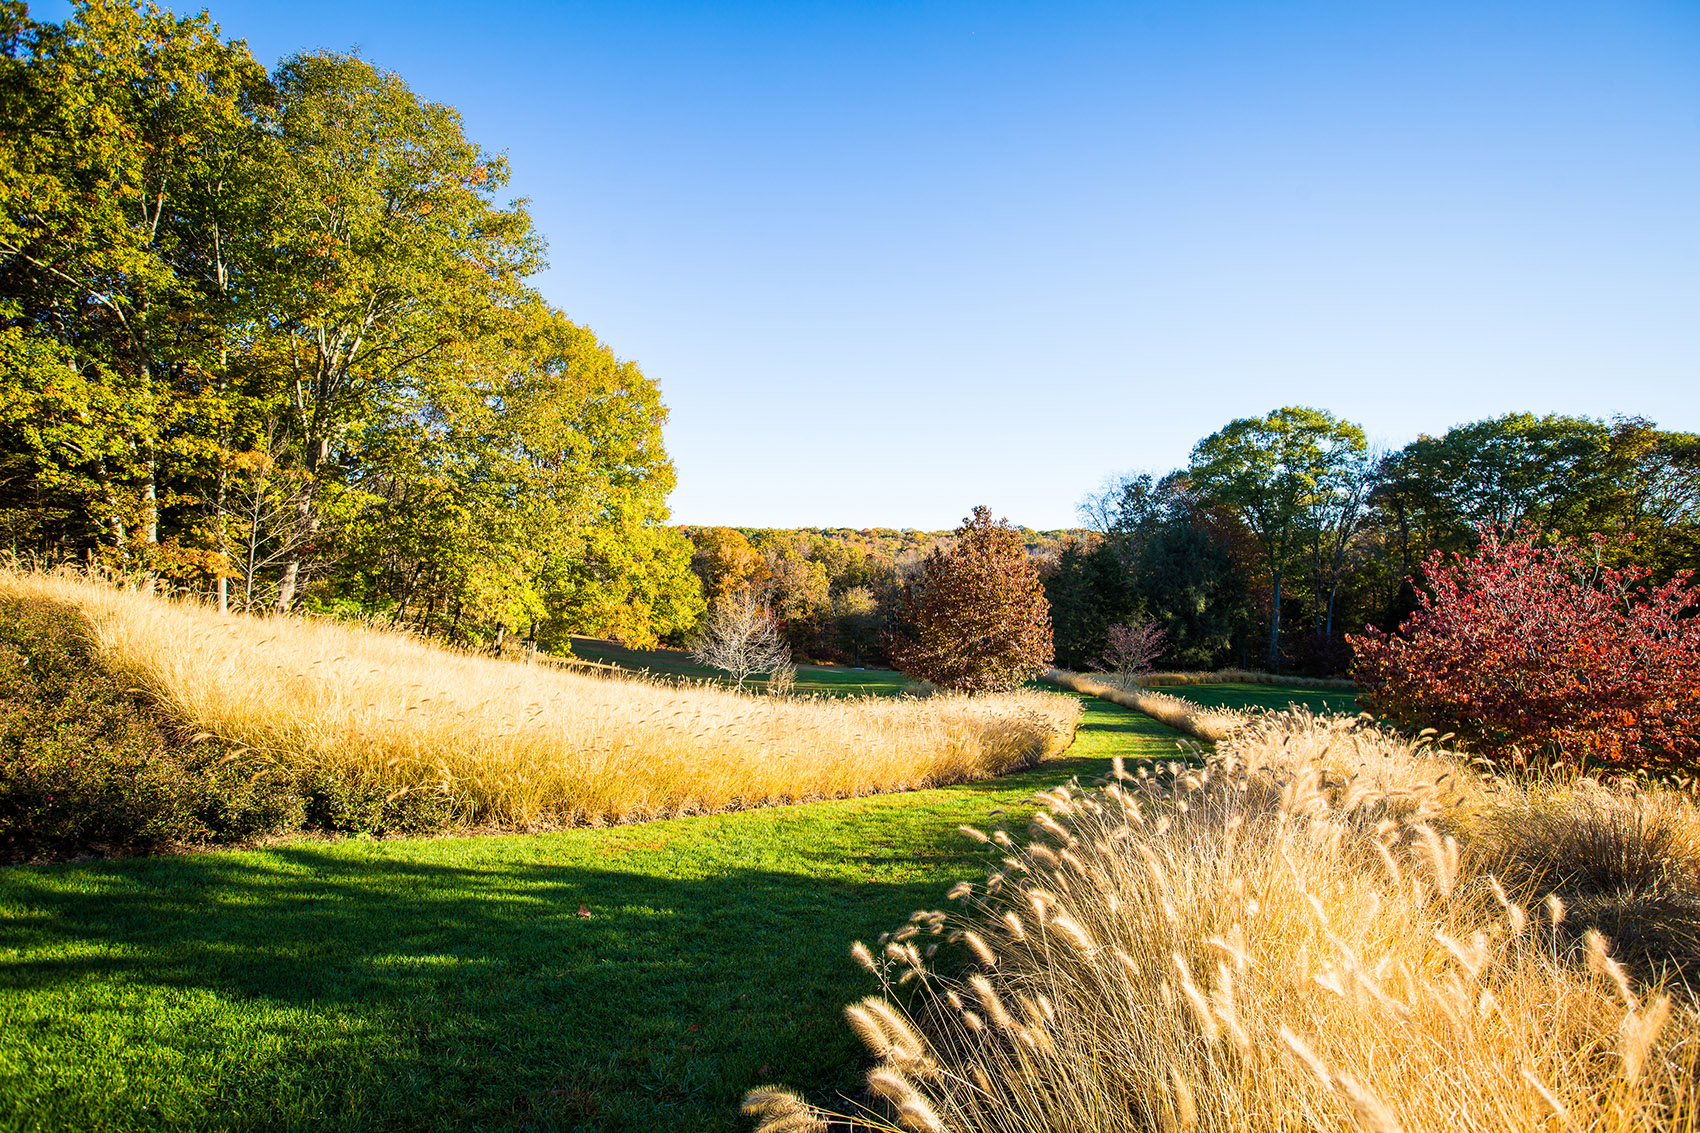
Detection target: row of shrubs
<box><xmin>0</xmin><ymin>593</ymin><xmax>452</xmax><ymax>861</ymax></box>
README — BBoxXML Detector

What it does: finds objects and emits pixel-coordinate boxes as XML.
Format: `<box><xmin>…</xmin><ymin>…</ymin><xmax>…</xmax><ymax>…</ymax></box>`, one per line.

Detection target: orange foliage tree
<box><xmin>889</xmin><ymin>507</ymin><xmax>1054</xmax><ymax>693</ymax></box>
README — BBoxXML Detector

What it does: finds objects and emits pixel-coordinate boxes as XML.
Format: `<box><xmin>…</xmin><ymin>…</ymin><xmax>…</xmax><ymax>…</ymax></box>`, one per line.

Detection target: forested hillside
<box><xmin>675</xmin><ymin>524</ymin><xmax>1084</xmax><ymax>666</ymax></box>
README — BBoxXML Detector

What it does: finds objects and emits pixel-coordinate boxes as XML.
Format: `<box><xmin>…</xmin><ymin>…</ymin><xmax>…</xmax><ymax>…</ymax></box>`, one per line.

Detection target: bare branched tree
<box><xmin>691</xmin><ymin>589</ymin><xmax>793</xmax><ymax>691</ymax></box>
<box><xmin>225</xmin><ymin>426</ymin><xmax>315</xmax><ymax>613</ymax></box>
<box><xmin>1090</xmin><ymin>615</ymin><xmax>1170</xmax><ymax>676</ymax></box>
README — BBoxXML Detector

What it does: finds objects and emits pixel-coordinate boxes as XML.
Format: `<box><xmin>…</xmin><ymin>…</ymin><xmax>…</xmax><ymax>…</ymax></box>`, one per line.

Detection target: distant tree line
<box><xmin>678</xmin><ymin>526</ymin><xmax>903</xmax><ymax>665</ymax></box>
<box><xmin>1047</xmin><ymin>408</ymin><xmax>1700</xmax><ymax>675</ymax></box>
<box><xmin>0</xmin><ymin>1</ymin><xmax>701</xmax><ymax>647</ymax></box>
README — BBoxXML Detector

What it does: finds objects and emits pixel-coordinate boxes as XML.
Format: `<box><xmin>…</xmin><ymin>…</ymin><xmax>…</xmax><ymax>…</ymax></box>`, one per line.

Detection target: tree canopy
<box><xmin>1064</xmin><ymin>408</ymin><xmax>1699</xmax><ymax>677</ymax></box>
<box><xmin>1188</xmin><ymin>406</ymin><xmax>1368</xmax><ymax>671</ymax></box>
<box><xmin>0</xmin><ymin>0</ymin><xmax>699</xmax><ymax>647</ymax></box>
<box><xmin>889</xmin><ymin>506</ymin><xmax>1053</xmax><ymax>693</ymax></box>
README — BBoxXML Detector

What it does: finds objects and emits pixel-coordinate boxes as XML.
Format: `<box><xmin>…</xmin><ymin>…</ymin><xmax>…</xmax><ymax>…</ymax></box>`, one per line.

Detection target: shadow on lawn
<box><xmin>0</xmin><ymin>836</ymin><xmax>986</xmax><ymax>1130</ymax></box>
<box><xmin>0</xmin><ymin>698</ymin><xmax>1164</xmax><ymax>1131</ymax></box>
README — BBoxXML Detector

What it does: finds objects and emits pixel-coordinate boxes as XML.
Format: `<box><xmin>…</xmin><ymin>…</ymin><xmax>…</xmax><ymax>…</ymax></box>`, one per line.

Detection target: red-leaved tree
<box><xmin>889</xmin><ymin>506</ymin><xmax>1054</xmax><ymax>693</ymax></box>
<box><xmin>1350</xmin><ymin>528</ymin><xmax>1700</xmax><ymax>772</ymax></box>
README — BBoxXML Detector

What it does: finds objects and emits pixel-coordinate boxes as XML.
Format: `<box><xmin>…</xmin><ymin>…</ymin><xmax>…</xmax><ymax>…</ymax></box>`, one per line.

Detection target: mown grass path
<box><xmin>0</xmin><ymin>695</ymin><xmax>1185</xmax><ymax>1132</ymax></box>
<box><xmin>1152</xmin><ymin>681</ymin><xmax>1360</xmax><ymax>716</ymax></box>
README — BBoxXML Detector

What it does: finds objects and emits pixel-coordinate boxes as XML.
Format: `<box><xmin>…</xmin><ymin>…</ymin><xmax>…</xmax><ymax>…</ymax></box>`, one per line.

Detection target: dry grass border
<box><xmin>1043</xmin><ymin>669</ymin><xmax>1247</xmax><ymax>742</ymax></box>
<box><xmin>3</xmin><ymin>571</ymin><xmax>1081</xmax><ymax>828</ymax></box>
<box><xmin>1139</xmin><ymin>668</ymin><xmax>1358</xmax><ymax>691</ymax></box>
<box><xmin>749</xmin><ymin>710</ymin><xmax>1700</xmax><ymax>1133</ymax></box>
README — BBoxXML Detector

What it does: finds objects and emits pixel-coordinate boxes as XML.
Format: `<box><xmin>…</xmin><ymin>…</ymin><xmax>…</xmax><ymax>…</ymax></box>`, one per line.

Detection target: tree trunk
<box><xmin>1267</xmin><ymin>568</ymin><xmax>1283</xmax><ymax>672</ymax></box>
<box><xmin>274</xmin><ymin>436</ymin><xmax>325</xmax><ymax>613</ymax></box>
<box><xmin>214</xmin><ymin>455</ymin><xmax>230</xmax><ymax>615</ymax></box>
<box><xmin>96</xmin><ymin>454</ymin><xmax>125</xmax><ymax>549</ymax></box>
<box><xmin>213</xmin><ymin>345</ymin><xmax>231</xmax><ymax>616</ymax></box>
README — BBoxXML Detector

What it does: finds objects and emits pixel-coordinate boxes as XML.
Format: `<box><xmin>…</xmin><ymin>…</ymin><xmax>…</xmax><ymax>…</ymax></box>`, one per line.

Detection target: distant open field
<box><xmin>567</xmin><ymin>637</ymin><xmax>911</xmax><ymax>698</ymax></box>
<box><xmin>0</xmin><ymin>694</ymin><xmax>1164</xmax><ymax>1132</ymax></box>
<box><xmin>1147</xmin><ymin>679</ymin><xmax>1362</xmax><ymax>715</ymax></box>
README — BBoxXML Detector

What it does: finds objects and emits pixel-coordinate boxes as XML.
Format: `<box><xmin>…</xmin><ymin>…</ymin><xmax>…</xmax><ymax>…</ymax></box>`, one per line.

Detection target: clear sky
<box><xmin>33</xmin><ymin>0</ymin><xmax>1700</xmax><ymax>529</ymax></box>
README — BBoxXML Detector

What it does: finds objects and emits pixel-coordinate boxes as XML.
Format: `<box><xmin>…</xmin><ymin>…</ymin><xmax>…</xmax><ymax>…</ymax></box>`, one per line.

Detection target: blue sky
<box><xmin>36</xmin><ymin>0</ymin><xmax>1700</xmax><ymax>529</ymax></box>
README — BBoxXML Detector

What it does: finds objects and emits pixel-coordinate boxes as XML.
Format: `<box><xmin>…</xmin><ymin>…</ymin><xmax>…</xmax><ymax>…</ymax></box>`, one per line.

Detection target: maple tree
<box><xmin>889</xmin><ymin>507</ymin><xmax>1053</xmax><ymax>693</ymax></box>
<box><xmin>1350</xmin><ymin>527</ymin><xmax>1700</xmax><ymax>772</ymax></box>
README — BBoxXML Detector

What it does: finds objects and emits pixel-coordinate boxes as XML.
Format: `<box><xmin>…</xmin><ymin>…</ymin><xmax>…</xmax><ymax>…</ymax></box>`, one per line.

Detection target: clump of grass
<box><xmin>750</xmin><ymin>709</ymin><xmax>1700</xmax><ymax>1132</ymax></box>
<box><xmin>5</xmin><ymin>571</ymin><xmax>1080</xmax><ymax>829</ymax></box>
<box><xmin>1481</xmin><ymin>784</ymin><xmax>1700</xmax><ymax>984</ymax></box>
<box><xmin>1045</xmin><ymin>669</ymin><xmax>1248</xmax><ymax>741</ymax></box>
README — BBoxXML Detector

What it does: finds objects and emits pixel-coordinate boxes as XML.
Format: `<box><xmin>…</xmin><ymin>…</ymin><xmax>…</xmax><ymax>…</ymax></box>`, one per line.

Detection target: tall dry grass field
<box><xmin>4</xmin><ymin>572</ymin><xmax>1079</xmax><ymax>827</ymax></box>
<box><xmin>748</xmin><ymin>709</ymin><xmax>1700</xmax><ymax>1133</ymax></box>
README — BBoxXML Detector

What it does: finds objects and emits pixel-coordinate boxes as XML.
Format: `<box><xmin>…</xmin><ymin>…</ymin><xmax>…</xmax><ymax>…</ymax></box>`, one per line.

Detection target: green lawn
<box><xmin>566</xmin><ymin>637</ymin><xmax>910</xmax><ymax>698</ymax></box>
<box><xmin>1152</xmin><ymin>681</ymin><xmax>1363</xmax><ymax>716</ymax></box>
<box><xmin>0</xmin><ymin>695</ymin><xmax>1183</xmax><ymax>1132</ymax></box>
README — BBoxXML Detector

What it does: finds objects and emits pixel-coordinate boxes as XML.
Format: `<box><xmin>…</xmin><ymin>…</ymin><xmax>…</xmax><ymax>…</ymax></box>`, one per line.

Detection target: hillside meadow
<box><xmin>7</xmin><ymin>571</ymin><xmax>1699</xmax><ymax>1133</ymax></box>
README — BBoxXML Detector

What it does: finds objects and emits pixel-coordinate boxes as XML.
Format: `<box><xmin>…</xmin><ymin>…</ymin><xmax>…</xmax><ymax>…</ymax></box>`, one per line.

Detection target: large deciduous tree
<box><xmin>1189</xmin><ymin>406</ymin><xmax>1367</xmax><ymax>671</ymax></box>
<box><xmin>260</xmin><ymin>50</ymin><xmax>541</xmax><ymax>610</ymax></box>
<box><xmin>1376</xmin><ymin>413</ymin><xmax>1700</xmax><ymax>581</ymax></box>
<box><xmin>889</xmin><ymin>506</ymin><xmax>1052</xmax><ymax>693</ymax></box>
<box><xmin>0</xmin><ymin>2</ymin><xmax>698</xmax><ymax>649</ymax></box>
<box><xmin>0</xmin><ymin>0</ymin><xmax>268</xmax><ymax>559</ymax></box>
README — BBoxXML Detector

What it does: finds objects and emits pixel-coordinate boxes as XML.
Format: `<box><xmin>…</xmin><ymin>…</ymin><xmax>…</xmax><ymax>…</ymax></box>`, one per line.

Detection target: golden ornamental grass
<box><xmin>750</xmin><ymin>709</ymin><xmax>1700</xmax><ymax>1133</ymax></box>
<box><xmin>4</xmin><ymin>571</ymin><xmax>1079</xmax><ymax>827</ymax></box>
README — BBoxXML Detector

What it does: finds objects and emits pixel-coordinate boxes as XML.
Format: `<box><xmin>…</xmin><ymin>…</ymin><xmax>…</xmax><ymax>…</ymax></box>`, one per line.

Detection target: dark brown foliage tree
<box><xmin>889</xmin><ymin>507</ymin><xmax>1054</xmax><ymax>693</ymax></box>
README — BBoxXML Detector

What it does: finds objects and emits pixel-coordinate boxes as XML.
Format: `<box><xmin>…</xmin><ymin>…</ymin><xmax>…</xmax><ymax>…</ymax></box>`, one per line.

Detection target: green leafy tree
<box><xmin>684</xmin><ymin>526</ymin><xmax>762</xmax><ymax>603</ymax></box>
<box><xmin>0</xmin><ymin>4</ymin><xmax>704</xmax><ymax>651</ymax></box>
<box><xmin>1042</xmin><ymin>538</ymin><xmax>1134</xmax><ymax>670</ymax></box>
<box><xmin>889</xmin><ymin>506</ymin><xmax>1053</xmax><ymax>693</ymax></box>
<box><xmin>1376</xmin><ymin>414</ymin><xmax>1700</xmax><ymax>581</ymax></box>
<box><xmin>1079</xmin><ymin>470</ymin><xmax>1256</xmax><ymax>670</ymax></box>
<box><xmin>1189</xmin><ymin>407</ymin><xmax>1367</xmax><ymax>670</ymax></box>
<box><xmin>1374</xmin><ymin>414</ymin><xmax>1614</xmax><ymax>568</ymax></box>
<box><xmin>831</xmin><ymin>585</ymin><xmax>881</xmax><ymax>668</ymax></box>
<box><xmin>258</xmin><ymin>50</ymin><xmax>542</xmax><ymax>610</ymax></box>
<box><xmin>0</xmin><ymin>0</ymin><xmax>269</xmax><ymax>559</ymax></box>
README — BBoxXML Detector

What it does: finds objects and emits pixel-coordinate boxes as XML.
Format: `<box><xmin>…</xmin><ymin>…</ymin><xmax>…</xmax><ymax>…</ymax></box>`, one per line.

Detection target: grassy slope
<box><xmin>567</xmin><ymin>637</ymin><xmax>909</xmax><ymax>698</ymax></box>
<box><xmin>0</xmin><ymin>696</ymin><xmax>1183</xmax><ymax>1133</ymax></box>
<box><xmin>1149</xmin><ymin>680</ymin><xmax>1362</xmax><ymax>716</ymax></box>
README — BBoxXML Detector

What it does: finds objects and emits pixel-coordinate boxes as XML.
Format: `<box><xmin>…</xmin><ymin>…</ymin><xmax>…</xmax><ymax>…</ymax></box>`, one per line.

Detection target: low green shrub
<box><xmin>303</xmin><ymin>770</ymin><xmax>388</xmax><ymax>834</ymax></box>
<box><xmin>302</xmin><ymin>772</ymin><xmax>452</xmax><ymax>836</ymax></box>
<box><xmin>0</xmin><ymin>592</ymin><xmax>302</xmax><ymax>859</ymax></box>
